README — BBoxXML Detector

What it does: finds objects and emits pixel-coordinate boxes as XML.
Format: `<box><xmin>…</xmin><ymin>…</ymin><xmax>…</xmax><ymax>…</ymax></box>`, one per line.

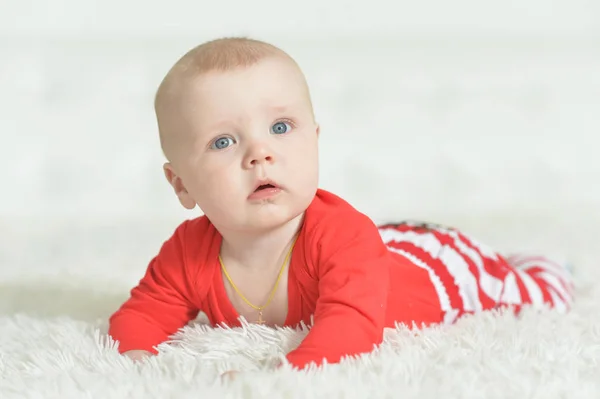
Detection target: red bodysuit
<box><xmin>109</xmin><ymin>189</ymin><xmax>574</xmax><ymax>369</ymax></box>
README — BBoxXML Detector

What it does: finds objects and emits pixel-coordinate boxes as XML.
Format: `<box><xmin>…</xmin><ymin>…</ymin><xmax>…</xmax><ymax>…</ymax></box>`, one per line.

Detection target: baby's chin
<box><xmin>209</xmin><ymin>202</ymin><xmax>307</xmax><ymax>234</ymax></box>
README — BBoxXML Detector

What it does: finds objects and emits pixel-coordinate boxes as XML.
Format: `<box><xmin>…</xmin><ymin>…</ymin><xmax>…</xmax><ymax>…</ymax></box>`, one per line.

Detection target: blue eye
<box><xmin>270</xmin><ymin>121</ymin><xmax>292</xmax><ymax>135</ymax></box>
<box><xmin>210</xmin><ymin>136</ymin><xmax>235</xmax><ymax>150</ymax></box>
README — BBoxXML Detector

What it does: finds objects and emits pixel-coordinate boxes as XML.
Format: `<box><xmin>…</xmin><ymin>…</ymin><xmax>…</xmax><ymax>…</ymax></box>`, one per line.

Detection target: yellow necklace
<box><xmin>219</xmin><ymin>235</ymin><xmax>298</xmax><ymax>325</ymax></box>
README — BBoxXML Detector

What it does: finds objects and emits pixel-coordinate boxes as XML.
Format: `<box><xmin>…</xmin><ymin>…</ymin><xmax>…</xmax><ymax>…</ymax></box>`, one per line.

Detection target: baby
<box><xmin>108</xmin><ymin>37</ymin><xmax>574</xmax><ymax>370</ymax></box>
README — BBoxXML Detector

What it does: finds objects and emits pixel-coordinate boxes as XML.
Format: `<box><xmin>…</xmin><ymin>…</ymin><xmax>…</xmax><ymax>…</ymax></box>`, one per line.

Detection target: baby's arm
<box><xmin>285</xmin><ymin>211</ymin><xmax>390</xmax><ymax>369</ymax></box>
<box><xmin>109</xmin><ymin>221</ymin><xmax>200</xmax><ymax>354</ymax></box>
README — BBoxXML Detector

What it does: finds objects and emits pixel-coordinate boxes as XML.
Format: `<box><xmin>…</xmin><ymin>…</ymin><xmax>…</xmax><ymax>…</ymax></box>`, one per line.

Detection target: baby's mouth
<box><xmin>248</xmin><ymin>180</ymin><xmax>282</xmax><ymax>200</ymax></box>
<box><xmin>255</xmin><ymin>184</ymin><xmax>276</xmax><ymax>192</ymax></box>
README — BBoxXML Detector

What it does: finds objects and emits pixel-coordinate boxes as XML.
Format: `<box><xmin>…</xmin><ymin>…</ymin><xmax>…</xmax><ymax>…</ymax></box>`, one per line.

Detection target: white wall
<box><xmin>1</xmin><ymin>0</ymin><xmax>598</xmax><ymax>37</ymax></box>
<box><xmin>1</xmin><ymin>1</ymin><xmax>598</xmax><ymax>281</ymax></box>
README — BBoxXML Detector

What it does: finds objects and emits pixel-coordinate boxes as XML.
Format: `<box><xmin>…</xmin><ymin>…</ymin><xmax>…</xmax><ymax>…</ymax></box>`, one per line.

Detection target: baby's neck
<box><xmin>219</xmin><ymin>213</ymin><xmax>304</xmax><ymax>271</ymax></box>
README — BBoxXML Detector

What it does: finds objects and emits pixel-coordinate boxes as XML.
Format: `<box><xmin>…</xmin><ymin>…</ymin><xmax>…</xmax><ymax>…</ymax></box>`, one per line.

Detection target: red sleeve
<box><xmin>285</xmin><ymin>211</ymin><xmax>390</xmax><ymax>369</ymax></box>
<box><xmin>108</xmin><ymin>221</ymin><xmax>200</xmax><ymax>354</ymax></box>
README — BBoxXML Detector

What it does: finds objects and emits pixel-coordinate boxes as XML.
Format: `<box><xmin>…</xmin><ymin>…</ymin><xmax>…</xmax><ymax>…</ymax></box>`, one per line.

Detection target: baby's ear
<box><xmin>316</xmin><ymin>124</ymin><xmax>320</xmax><ymax>137</ymax></box>
<box><xmin>163</xmin><ymin>163</ymin><xmax>196</xmax><ymax>210</ymax></box>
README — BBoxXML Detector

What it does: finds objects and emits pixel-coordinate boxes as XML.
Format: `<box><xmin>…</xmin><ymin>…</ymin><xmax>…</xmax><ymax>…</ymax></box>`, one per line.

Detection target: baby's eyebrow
<box><xmin>205</xmin><ymin>117</ymin><xmax>239</xmax><ymax>132</ymax></box>
<box><xmin>267</xmin><ymin>104</ymin><xmax>293</xmax><ymax>113</ymax></box>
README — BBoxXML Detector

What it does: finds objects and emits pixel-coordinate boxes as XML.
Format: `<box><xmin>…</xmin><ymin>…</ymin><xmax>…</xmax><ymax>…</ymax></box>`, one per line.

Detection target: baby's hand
<box><xmin>220</xmin><ymin>370</ymin><xmax>240</xmax><ymax>381</ymax></box>
<box><xmin>123</xmin><ymin>350</ymin><xmax>153</xmax><ymax>362</ymax></box>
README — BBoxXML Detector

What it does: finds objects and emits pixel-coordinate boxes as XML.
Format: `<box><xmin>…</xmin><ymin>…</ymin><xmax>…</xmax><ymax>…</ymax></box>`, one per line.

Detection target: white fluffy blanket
<box><xmin>1</xmin><ymin>222</ymin><xmax>599</xmax><ymax>398</ymax></box>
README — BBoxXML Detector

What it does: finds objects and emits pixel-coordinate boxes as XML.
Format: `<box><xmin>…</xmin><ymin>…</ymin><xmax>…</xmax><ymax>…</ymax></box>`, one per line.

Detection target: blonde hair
<box><xmin>155</xmin><ymin>37</ymin><xmax>298</xmax><ymax>159</ymax></box>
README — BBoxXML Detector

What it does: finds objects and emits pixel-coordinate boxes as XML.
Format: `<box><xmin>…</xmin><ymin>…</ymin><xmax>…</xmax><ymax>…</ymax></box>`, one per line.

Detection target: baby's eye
<box><xmin>210</xmin><ymin>136</ymin><xmax>235</xmax><ymax>150</ymax></box>
<box><xmin>270</xmin><ymin>121</ymin><xmax>292</xmax><ymax>135</ymax></box>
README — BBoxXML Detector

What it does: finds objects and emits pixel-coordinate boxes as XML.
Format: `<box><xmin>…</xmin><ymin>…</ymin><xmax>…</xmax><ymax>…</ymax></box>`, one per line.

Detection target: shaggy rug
<box><xmin>1</xmin><ymin>213</ymin><xmax>599</xmax><ymax>399</ymax></box>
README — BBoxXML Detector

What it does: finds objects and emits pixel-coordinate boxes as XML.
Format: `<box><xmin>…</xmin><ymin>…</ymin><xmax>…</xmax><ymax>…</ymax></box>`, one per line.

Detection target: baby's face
<box><xmin>165</xmin><ymin>56</ymin><xmax>319</xmax><ymax>232</ymax></box>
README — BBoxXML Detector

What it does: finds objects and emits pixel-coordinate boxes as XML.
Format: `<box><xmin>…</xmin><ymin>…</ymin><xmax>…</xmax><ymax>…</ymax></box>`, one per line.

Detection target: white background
<box><xmin>0</xmin><ymin>1</ymin><xmax>598</xmax><ymax>289</ymax></box>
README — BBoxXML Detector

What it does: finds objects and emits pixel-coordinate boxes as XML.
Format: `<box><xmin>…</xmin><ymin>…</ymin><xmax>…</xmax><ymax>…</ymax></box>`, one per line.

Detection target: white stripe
<box><xmin>445</xmin><ymin>231</ymin><xmax>504</xmax><ymax>302</ymax></box>
<box><xmin>381</xmin><ymin>229</ymin><xmax>482</xmax><ymax>312</ymax></box>
<box><xmin>499</xmin><ymin>272</ymin><xmax>522</xmax><ymax>304</ymax></box>
<box><xmin>516</xmin><ymin>258</ymin><xmax>564</xmax><ymax>273</ymax></box>
<box><xmin>387</xmin><ymin>247</ymin><xmax>452</xmax><ymax>312</ymax></box>
<box><xmin>548</xmin><ymin>289</ymin><xmax>567</xmax><ymax>313</ymax></box>
<box><xmin>380</xmin><ymin>229</ymin><xmax>442</xmax><ymax>259</ymax></box>
<box><xmin>514</xmin><ymin>269</ymin><xmax>545</xmax><ymax>306</ymax></box>
<box><xmin>516</xmin><ymin>259</ymin><xmax>572</xmax><ymax>281</ymax></box>
<box><xmin>443</xmin><ymin>309</ymin><xmax>460</xmax><ymax>325</ymax></box>
<box><xmin>438</xmin><ymin>247</ymin><xmax>482</xmax><ymax>312</ymax></box>
<box><xmin>506</xmin><ymin>254</ymin><xmax>527</xmax><ymax>264</ymax></box>
<box><xmin>537</xmin><ymin>271</ymin><xmax>572</xmax><ymax>304</ymax></box>
<box><xmin>453</xmin><ymin>231</ymin><xmax>499</xmax><ymax>261</ymax></box>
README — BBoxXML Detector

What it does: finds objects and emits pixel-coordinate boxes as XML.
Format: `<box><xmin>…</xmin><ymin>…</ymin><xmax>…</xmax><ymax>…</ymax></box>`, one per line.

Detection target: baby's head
<box><xmin>155</xmin><ymin>38</ymin><xmax>320</xmax><ymax>233</ymax></box>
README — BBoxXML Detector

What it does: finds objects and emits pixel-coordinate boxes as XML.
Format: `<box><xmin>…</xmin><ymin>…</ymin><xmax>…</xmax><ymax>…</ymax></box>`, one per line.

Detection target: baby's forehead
<box><xmin>184</xmin><ymin>63</ymin><xmax>309</xmax><ymax>103</ymax></box>
<box><xmin>196</xmin><ymin>57</ymin><xmax>305</xmax><ymax>87</ymax></box>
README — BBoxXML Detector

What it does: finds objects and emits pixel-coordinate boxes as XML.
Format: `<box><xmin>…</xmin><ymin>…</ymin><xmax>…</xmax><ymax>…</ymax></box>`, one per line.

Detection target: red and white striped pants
<box><xmin>378</xmin><ymin>221</ymin><xmax>575</xmax><ymax>324</ymax></box>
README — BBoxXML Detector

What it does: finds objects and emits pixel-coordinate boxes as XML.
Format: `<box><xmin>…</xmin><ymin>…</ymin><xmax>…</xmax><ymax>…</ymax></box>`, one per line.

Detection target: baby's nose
<box><xmin>244</xmin><ymin>141</ymin><xmax>275</xmax><ymax>167</ymax></box>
